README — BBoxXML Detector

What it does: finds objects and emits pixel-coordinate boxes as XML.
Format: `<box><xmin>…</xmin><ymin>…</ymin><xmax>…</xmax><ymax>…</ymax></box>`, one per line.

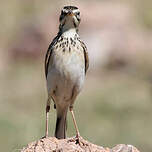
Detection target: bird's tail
<box><xmin>55</xmin><ymin>111</ymin><xmax>67</xmax><ymax>139</ymax></box>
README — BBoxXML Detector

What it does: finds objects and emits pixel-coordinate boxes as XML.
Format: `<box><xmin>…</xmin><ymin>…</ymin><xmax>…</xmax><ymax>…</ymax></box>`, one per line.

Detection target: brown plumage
<box><xmin>44</xmin><ymin>6</ymin><xmax>89</xmax><ymax>140</ymax></box>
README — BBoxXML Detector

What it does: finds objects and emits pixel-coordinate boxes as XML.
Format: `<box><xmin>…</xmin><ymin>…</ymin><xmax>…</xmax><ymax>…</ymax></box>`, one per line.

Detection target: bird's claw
<box><xmin>75</xmin><ymin>133</ymin><xmax>82</xmax><ymax>145</ymax></box>
<box><xmin>41</xmin><ymin>135</ymin><xmax>48</xmax><ymax>139</ymax></box>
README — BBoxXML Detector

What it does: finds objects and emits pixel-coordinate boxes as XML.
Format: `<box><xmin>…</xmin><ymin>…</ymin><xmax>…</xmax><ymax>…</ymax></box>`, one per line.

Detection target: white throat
<box><xmin>62</xmin><ymin>28</ymin><xmax>77</xmax><ymax>38</ymax></box>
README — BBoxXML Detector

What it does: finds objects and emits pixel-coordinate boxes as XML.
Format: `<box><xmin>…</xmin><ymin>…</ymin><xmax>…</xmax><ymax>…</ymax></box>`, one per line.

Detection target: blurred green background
<box><xmin>0</xmin><ymin>0</ymin><xmax>152</xmax><ymax>152</ymax></box>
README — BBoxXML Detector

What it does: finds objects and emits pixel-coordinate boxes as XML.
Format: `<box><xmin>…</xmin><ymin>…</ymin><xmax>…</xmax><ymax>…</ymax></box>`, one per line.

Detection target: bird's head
<box><xmin>59</xmin><ymin>6</ymin><xmax>81</xmax><ymax>31</ymax></box>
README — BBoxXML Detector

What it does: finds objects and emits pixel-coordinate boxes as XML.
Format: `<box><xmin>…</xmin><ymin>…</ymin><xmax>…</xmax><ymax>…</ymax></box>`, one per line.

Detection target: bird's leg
<box><xmin>45</xmin><ymin>98</ymin><xmax>50</xmax><ymax>138</ymax></box>
<box><xmin>69</xmin><ymin>87</ymin><xmax>82</xmax><ymax>144</ymax></box>
<box><xmin>69</xmin><ymin>106</ymin><xmax>81</xmax><ymax>143</ymax></box>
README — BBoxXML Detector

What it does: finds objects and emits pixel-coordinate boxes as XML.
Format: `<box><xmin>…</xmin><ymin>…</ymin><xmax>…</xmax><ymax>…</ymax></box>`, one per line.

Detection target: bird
<box><xmin>44</xmin><ymin>6</ymin><xmax>89</xmax><ymax>140</ymax></box>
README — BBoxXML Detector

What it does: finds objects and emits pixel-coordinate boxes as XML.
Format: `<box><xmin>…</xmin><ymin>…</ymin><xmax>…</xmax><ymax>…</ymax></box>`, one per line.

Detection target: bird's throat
<box><xmin>61</xmin><ymin>28</ymin><xmax>77</xmax><ymax>38</ymax></box>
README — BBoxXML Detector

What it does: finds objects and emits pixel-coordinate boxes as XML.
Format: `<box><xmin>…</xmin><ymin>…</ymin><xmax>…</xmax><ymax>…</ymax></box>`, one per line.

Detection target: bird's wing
<box><xmin>79</xmin><ymin>39</ymin><xmax>89</xmax><ymax>74</ymax></box>
<box><xmin>45</xmin><ymin>36</ymin><xmax>59</xmax><ymax>78</ymax></box>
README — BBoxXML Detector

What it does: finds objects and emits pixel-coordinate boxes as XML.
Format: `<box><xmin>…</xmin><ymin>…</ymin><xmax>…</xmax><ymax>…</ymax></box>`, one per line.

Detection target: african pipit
<box><xmin>44</xmin><ymin>6</ymin><xmax>89</xmax><ymax>140</ymax></box>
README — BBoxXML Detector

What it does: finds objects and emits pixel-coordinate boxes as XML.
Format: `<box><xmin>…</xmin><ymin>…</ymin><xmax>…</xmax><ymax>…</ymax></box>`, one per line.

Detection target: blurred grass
<box><xmin>0</xmin><ymin>60</ymin><xmax>152</xmax><ymax>152</ymax></box>
<box><xmin>135</xmin><ymin>0</ymin><xmax>152</xmax><ymax>29</ymax></box>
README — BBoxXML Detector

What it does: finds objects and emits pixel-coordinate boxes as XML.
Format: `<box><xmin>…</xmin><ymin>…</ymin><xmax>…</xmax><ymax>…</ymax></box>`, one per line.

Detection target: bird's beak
<box><xmin>67</xmin><ymin>12</ymin><xmax>74</xmax><ymax>17</ymax></box>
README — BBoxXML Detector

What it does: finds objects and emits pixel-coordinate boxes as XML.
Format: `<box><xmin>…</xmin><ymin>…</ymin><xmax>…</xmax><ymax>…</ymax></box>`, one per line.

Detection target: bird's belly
<box><xmin>47</xmin><ymin>51</ymin><xmax>85</xmax><ymax>103</ymax></box>
<box><xmin>53</xmin><ymin>47</ymin><xmax>84</xmax><ymax>81</ymax></box>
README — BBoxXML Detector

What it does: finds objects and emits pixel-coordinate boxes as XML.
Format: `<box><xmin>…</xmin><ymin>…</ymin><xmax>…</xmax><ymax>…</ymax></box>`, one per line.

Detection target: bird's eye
<box><xmin>77</xmin><ymin>12</ymin><xmax>80</xmax><ymax>16</ymax></box>
<box><xmin>61</xmin><ymin>10</ymin><xmax>67</xmax><ymax>15</ymax></box>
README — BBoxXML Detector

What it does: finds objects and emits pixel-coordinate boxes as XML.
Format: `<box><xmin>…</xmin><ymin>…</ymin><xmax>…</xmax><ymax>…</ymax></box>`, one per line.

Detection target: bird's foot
<box><xmin>41</xmin><ymin>135</ymin><xmax>48</xmax><ymax>139</ymax></box>
<box><xmin>75</xmin><ymin>133</ymin><xmax>82</xmax><ymax>145</ymax></box>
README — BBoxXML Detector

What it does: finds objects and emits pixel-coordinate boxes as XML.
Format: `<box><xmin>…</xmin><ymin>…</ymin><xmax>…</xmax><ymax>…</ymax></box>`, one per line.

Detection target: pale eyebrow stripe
<box><xmin>73</xmin><ymin>9</ymin><xmax>80</xmax><ymax>13</ymax></box>
<box><xmin>62</xmin><ymin>9</ymin><xmax>68</xmax><ymax>13</ymax></box>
